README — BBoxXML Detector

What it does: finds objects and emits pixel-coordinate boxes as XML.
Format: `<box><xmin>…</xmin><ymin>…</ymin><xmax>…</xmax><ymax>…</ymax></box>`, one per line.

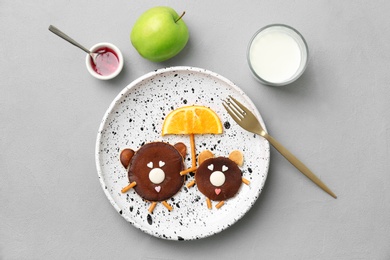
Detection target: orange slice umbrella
<box><xmin>162</xmin><ymin>105</ymin><xmax>223</xmax><ymax>175</ymax></box>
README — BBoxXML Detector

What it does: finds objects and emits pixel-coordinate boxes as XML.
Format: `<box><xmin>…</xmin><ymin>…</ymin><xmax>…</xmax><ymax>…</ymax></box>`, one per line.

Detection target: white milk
<box><xmin>248</xmin><ymin>25</ymin><xmax>308</xmax><ymax>85</ymax></box>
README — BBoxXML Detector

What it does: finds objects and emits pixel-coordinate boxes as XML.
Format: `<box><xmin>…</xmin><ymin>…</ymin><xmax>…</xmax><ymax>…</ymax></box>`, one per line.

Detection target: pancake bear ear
<box><xmin>229</xmin><ymin>150</ymin><xmax>244</xmax><ymax>166</ymax></box>
<box><xmin>198</xmin><ymin>150</ymin><xmax>214</xmax><ymax>165</ymax></box>
<box><xmin>174</xmin><ymin>142</ymin><xmax>187</xmax><ymax>158</ymax></box>
<box><xmin>120</xmin><ymin>149</ymin><xmax>135</xmax><ymax>169</ymax></box>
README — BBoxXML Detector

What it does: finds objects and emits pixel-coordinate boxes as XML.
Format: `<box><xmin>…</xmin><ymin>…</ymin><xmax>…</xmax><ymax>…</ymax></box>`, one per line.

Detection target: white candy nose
<box><xmin>209</xmin><ymin>171</ymin><xmax>226</xmax><ymax>187</ymax></box>
<box><xmin>149</xmin><ymin>168</ymin><xmax>165</xmax><ymax>184</ymax></box>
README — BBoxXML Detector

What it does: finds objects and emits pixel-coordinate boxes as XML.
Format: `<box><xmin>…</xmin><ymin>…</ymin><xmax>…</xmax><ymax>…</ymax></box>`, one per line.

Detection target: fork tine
<box><xmin>228</xmin><ymin>95</ymin><xmax>250</xmax><ymax>114</ymax></box>
<box><xmin>222</xmin><ymin>100</ymin><xmax>242</xmax><ymax>122</ymax></box>
<box><xmin>227</xmin><ymin>97</ymin><xmax>245</xmax><ymax>117</ymax></box>
<box><xmin>225</xmin><ymin>98</ymin><xmax>244</xmax><ymax>119</ymax></box>
<box><xmin>226</xmin><ymin>99</ymin><xmax>245</xmax><ymax>119</ymax></box>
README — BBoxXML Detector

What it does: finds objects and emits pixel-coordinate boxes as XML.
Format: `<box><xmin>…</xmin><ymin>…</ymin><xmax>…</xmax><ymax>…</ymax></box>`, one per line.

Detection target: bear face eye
<box><xmin>207</xmin><ymin>164</ymin><xmax>214</xmax><ymax>171</ymax></box>
<box><xmin>147</xmin><ymin>161</ymin><xmax>165</xmax><ymax>169</ymax></box>
<box><xmin>222</xmin><ymin>165</ymin><xmax>228</xmax><ymax>172</ymax></box>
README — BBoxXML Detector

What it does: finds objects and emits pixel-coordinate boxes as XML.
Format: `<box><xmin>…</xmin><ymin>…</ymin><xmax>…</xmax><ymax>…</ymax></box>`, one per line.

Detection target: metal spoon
<box><xmin>48</xmin><ymin>25</ymin><xmax>103</xmax><ymax>63</ymax></box>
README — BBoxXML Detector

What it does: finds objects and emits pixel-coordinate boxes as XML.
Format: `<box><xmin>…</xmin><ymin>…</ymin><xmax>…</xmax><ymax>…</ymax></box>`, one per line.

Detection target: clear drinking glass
<box><xmin>247</xmin><ymin>24</ymin><xmax>309</xmax><ymax>86</ymax></box>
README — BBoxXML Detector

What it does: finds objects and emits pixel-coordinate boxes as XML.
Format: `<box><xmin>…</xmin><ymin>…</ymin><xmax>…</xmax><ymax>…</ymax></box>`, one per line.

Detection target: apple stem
<box><xmin>175</xmin><ymin>11</ymin><xmax>186</xmax><ymax>23</ymax></box>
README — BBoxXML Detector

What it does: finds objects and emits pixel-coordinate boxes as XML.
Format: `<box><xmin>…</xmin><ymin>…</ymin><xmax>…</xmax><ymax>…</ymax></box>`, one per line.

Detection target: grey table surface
<box><xmin>1</xmin><ymin>1</ymin><xmax>390</xmax><ymax>259</ymax></box>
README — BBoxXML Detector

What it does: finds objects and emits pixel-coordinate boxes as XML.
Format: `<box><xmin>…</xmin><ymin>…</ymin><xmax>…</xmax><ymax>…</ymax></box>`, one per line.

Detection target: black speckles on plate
<box><xmin>147</xmin><ymin>214</ymin><xmax>153</xmax><ymax>225</ymax></box>
<box><xmin>95</xmin><ymin>66</ymin><xmax>270</xmax><ymax>241</ymax></box>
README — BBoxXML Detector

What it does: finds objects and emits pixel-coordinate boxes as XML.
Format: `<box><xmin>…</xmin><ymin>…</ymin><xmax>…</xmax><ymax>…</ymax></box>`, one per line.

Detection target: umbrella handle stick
<box><xmin>180</xmin><ymin>134</ymin><xmax>198</xmax><ymax>176</ymax></box>
<box><xmin>190</xmin><ymin>134</ymin><xmax>196</xmax><ymax>168</ymax></box>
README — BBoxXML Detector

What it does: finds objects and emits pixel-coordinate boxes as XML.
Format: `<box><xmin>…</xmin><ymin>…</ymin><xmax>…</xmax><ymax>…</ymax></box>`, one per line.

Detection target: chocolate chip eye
<box><xmin>147</xmin><ymin>162</ymin><xmax>153</xmax><ymax>168</ymax></box>
<box><xmin>159</xmin><ymin>161</ymin><xmax>165</xmax><ymax>167</ymax></box>
<box><xmin>209</xmin><ymin>171</ymin><xmax>226</xmax><ymax>187</ymax></box>
<box><xmin>222</xmin><ymin>165</ymin><xmax>228</xmax><ymax>172</ymax></box>
<box><xmin>207</xmin><ymin>164</ymin><xmax>214</xmax><ymax>171</ymax></box>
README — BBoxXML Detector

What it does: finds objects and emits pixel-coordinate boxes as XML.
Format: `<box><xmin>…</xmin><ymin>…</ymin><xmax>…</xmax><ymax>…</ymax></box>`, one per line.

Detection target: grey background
<box><xmin>1</xmin><ymin>1</ymin><xmax>389</xmax><ymax>259</ymax></box>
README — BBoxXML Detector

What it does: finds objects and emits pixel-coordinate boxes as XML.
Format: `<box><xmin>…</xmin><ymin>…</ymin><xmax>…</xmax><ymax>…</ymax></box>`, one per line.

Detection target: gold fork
<box><xmin>222</xmin><ymin>96</ymin><xmax>337</xmax><ymax>199</ymax></box>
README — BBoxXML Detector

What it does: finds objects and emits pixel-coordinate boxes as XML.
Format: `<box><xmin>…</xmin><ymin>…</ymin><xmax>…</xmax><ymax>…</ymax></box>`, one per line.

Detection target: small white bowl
<box><xmin>247</xmin><ymin>24</ymin><xmax>308</xmax><ymax>86</ymax></box>
<box><xmin>85</xmin><ymin>42</ymin><xmax>124</xmax><ymax>80</ymax></box>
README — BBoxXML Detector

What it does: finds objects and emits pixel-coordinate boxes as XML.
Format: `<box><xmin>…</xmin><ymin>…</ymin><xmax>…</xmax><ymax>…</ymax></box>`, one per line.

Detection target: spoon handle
<box><xmin>48</xmin><ymin>25</ymin><xmax>91</xmax><ymax>54</ymax></box>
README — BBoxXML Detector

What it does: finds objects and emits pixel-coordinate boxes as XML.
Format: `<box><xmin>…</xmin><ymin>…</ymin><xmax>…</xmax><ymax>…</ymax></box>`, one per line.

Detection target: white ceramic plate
<box><xmin>95</xmin><ymin>66</ymin><xmax>270</xmax><ymax>240</ymax></box>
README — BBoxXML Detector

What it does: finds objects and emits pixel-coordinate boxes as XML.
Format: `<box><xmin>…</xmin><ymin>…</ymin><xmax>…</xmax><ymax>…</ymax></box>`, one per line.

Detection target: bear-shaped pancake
<box><xmin>120</xmin><ymin>142</ymin><xmax>187</xmax><ymax>213</ymax></box>
<box><xmin>189</xmin><ymin>150</ymin><xmax>249</xmax><ymax>209</ymax></box>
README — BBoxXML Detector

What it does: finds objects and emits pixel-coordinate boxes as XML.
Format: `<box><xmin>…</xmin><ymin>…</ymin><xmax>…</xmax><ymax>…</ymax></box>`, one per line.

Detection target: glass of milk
<box><xmin>247</xmin><ymin>24</ymin><xmax>308</xmax><ymax>86</ymax></box>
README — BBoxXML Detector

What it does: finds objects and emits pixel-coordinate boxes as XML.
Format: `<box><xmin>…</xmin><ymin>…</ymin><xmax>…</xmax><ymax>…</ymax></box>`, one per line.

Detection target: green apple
<box><xmin>131</xmin><ymin>6</ymin><xmax>189</xmax><ymax>62</ymax></box>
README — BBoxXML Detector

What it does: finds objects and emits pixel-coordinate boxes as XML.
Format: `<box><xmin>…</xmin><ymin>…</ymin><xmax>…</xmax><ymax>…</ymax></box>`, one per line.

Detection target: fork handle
<box><xmin>263</xmin><ymin>133</ymin><xmax>337</xmax><ymax>199</ymax></box>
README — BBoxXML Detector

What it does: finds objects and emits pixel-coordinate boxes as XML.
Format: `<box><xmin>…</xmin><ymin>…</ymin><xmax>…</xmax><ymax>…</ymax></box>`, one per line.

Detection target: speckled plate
<box><xmin>95</xmin><ymin>66</ymin><xmax>270</xmax><ymax>240</ymax></box>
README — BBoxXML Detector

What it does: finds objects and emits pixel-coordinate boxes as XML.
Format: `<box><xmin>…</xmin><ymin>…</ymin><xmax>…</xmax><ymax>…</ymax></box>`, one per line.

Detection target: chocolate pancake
<box><xmin>196</xmin><ymin>157</ymin><xmax>242</xmax><ymax>201</ymax></box>
<box><xmin>128</xmin><ymin>142</ymin><xmax>185</xmax><ymax>201</ymax></box>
